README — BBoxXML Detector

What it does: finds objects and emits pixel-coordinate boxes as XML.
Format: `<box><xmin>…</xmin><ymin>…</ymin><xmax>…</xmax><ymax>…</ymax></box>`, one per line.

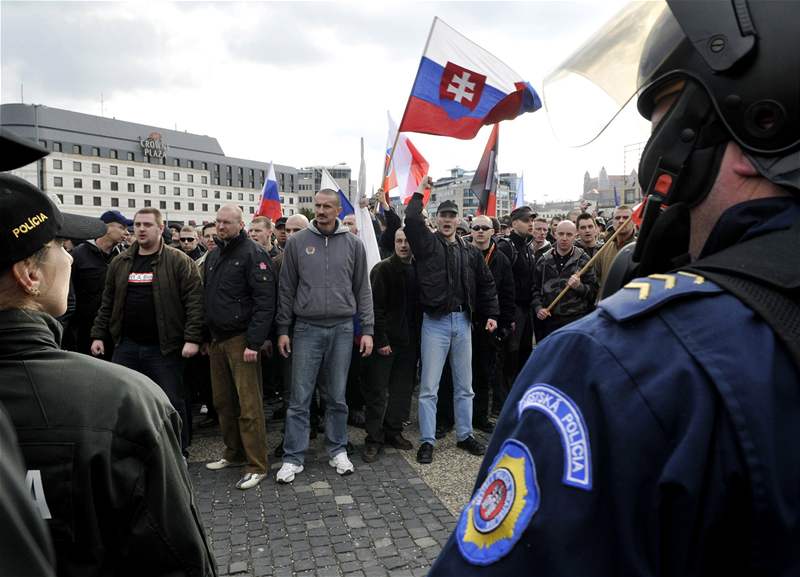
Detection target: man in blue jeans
<box><xmin>276</xmin><ymin>188</ymin><xmax>374</xmax><ymax>483</ymax></box>
<box><xmin>91</xmin><ymin>207</ymin><xmax>204</xmax><ymax>456</ymax></box>
<box><xmin>405</xmin><ymin>177</ymin><xmax>499</xmax><ymax>464</ymax></box>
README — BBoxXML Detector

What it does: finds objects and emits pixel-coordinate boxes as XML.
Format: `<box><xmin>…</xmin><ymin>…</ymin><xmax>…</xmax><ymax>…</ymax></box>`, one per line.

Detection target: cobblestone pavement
<box><xmin>190</xmin><ymin>404</ymin><xmax>464</xmax><ymax>577</ymax></box>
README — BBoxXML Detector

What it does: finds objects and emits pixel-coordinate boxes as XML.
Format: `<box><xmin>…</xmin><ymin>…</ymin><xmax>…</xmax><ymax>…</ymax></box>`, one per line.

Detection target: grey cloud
<box><xmin>1</xmin><ymin>2</ymin><xmax>164</xmax><ymax>101</ymax></box>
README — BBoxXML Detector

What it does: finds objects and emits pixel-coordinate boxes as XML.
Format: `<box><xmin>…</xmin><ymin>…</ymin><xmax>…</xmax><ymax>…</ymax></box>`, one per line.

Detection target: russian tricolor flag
<box><xmin>320</xmin><ymin>168</ymin><xmax>354</xmax><ymax>219</ymax></box>
<box><xmin>255</xmin><ymin>162</ymin><xmax>282</xmax><ymax>221</ymax></box>
<box><xmin>399</xmin><ymin>17</ymin><xmax>541</xmax><ymax>140</ymax></box>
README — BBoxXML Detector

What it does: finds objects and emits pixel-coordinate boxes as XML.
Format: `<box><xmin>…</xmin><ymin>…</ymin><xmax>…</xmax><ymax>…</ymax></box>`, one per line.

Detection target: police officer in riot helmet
<box><xmin>430</xmin><ymin>1</ymin><xmax>800</xmax><ymax>575</ymax></box>
<box><xmin>0</xmin><ymin>133</ymin><xmax>217</xmax><ymax>575</ymax></box>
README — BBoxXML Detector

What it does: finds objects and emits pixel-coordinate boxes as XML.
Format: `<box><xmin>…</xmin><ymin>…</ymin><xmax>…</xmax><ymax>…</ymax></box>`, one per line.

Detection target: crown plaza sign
<box><xmin>140</xmin><ymin>132</ymin><xmax>168</xmax><ymax>159</ymax></box>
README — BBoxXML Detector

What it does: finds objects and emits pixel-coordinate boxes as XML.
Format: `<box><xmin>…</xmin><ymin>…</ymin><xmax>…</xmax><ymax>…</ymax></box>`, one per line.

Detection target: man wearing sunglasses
<box><xmin>178</xmin><ymin>226</ymin><xmax>205</xmax><ymax>261</ymax></box>
<box><xmin>469</xmin><ymin>216</ymin><xmax>515</xmax><ymax>433</ymax></box>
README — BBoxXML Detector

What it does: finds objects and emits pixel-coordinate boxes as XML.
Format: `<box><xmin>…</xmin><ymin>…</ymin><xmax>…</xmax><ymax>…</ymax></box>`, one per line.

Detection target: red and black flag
<box><xmin>471</xmin><ymin>124</ymin><xmax>499</xmax><ymax>216</ymax></box>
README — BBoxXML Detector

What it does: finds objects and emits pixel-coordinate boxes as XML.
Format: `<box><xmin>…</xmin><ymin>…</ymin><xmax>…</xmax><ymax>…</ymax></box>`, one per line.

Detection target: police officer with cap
<box><xmin>0</xmin><ymin>133</ymin><xmax>217</xmax><ymax>575</ymax></box>
<box><xmin>431</xmin><ymin>1</ymin><xmax>800</xmax><ymax>574</ymax></box>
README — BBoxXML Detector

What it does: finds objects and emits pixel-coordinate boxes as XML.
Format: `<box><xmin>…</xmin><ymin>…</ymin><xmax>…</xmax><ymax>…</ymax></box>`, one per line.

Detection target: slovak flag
<box><xmin>383</xmin><ymin>112</ymin><xmax>430</xmax><ymax>205</ymax></box>
<box><xmin>255</xmin><ymin>162</ymin><xmax>282</xmax><ymax>221</ymax></box>
<box><xmin>320</xmin><ymin>168</ymin><xmax>354</xmax><ymax>219</ymax></box>
<box><xmin>399</xmin><ymin>17</ymin><xmax>541</xmax><ymax>140</ymax></box>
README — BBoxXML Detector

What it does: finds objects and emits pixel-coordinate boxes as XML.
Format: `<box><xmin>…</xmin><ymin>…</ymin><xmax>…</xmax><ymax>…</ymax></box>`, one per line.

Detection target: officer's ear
<box><xmin>729</xmin><ymin>142</ymin><xmax>760</xmax><ymax>178</ymax></box>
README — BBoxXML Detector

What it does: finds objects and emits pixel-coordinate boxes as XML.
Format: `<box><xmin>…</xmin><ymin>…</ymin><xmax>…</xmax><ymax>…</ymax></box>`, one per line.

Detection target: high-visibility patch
<box><xmin>457</xmin><ymin>439</ymin><xmax>539</xmax><ymax>565</ymax></box>
<box><xmin>518</xmin><ymin>383</ymin><xmax>592</xmax><ymax>490</ymax></box>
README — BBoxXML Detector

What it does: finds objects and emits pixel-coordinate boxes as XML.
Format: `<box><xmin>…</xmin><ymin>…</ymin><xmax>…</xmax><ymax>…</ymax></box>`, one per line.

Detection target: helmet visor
<box><xmin>543</xmin><ymin>1</ymin><xmax>675</xmax><ymax>146</ymax></box>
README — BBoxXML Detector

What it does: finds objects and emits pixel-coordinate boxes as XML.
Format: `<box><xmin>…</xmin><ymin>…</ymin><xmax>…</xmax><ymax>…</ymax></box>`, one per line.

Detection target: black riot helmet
<box><xmin>543</xmin><ymin>0</ymin><xmax>800</xmax><ymax>291</ymax></box>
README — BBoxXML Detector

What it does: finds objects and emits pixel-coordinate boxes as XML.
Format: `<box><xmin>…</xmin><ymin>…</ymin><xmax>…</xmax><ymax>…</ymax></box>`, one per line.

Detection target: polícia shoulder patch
<box><xmin>518</xmin><ymin>383</ymin><xmax>592</xmax><ymax>490</ymax></box>
<box><xmin>457</xmin><ymin>439</ymin><xmax>540</xmax><ymax>566</ymax></box>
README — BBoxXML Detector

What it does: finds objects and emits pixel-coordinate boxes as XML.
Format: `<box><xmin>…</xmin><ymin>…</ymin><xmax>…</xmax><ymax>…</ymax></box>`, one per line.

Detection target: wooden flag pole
<box><xmin>544</xmin><ymin>215</ymin><xmax>634</xmax><ymax>313</ymax></box>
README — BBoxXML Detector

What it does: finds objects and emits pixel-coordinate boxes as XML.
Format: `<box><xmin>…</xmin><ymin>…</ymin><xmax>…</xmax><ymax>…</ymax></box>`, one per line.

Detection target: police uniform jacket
<box><xmin>0</xmin><ymin>309</ymin><xmax>217</xmax><ymax>577</ymax></box>
<box><xmin>429</xmin><ymin>201</ymin><xmax>800</xmax><ymax>576</ymax></box>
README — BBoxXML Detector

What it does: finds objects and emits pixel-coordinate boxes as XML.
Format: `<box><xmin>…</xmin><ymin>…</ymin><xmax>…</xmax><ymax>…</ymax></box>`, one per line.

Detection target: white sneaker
<box><xmin>329</xmin><ymin>451</ymin><xmax>355</xmax><ymax>476</ymax></box>
<box><xmin>205</xmin><ymin>458</ymin><xmax>246</xmax><ymax>471</ymax></box>
<box><xmin>236</xmin><ymin>472</ymin><xmax>267</xmax><ymax>490</ymax></box>
<box><xmin>200</xmin><ymin>404</ymin><xmax>209</xmax><ymax>415</ymax></box>
<box><xmin>276</xmin><ymin>462</ymin><xmax>304</xmax><ymax>484</ymax></box>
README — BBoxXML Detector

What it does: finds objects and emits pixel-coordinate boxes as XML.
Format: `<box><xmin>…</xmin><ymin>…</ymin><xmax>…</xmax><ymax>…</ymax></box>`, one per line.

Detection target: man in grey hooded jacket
<box><xmin>276</xmin><ymin>188</ymin><xmax>375</xmax><ymax>483</ymax></box>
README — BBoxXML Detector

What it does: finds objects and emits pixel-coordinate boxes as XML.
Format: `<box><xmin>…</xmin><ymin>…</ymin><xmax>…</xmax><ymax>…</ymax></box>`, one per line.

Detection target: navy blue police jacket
<box><xmin>429</xmin><ymin>268</ymin><xmax>800</xmax><ymax>576</ymax></box>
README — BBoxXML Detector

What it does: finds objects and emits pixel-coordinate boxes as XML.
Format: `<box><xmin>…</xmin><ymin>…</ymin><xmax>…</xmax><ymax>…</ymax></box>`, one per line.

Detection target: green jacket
<box><xmin>91</xmin><ymin>240</ymin><xmax>204</xmax><ymax>355</ymax></box>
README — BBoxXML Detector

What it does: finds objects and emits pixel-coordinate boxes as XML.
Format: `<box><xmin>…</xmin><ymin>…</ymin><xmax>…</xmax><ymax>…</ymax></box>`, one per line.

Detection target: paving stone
<box><xmin>373</xmin><ymin>538</ymin><xmax>393</xmax><ymax>549</ymax></box>
<box><xmin>335</xmin><ymin>495</ymin><xmax>354</xmax><ymax>505</ymax></box>
<box><xmin>345</xmin><ymin>515</ymin><xmax>367</xmax><ymax>529</ymax></box>
<box><xmin>414</xmin><ymin>537</ymin><xmax>437</xmax><ymax>549</ymax></box>
<box><xmin>229</xmin><ymin>561</ymin><xmax>248</xmax><ymax>574</ymax></box>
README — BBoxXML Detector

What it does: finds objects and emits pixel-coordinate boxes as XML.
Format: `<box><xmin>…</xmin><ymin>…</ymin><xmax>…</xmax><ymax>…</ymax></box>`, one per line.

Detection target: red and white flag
<box><xmin>384</xmin><ymin>112</ymin><xmax>430</xmax><ymax>205</ymax></box>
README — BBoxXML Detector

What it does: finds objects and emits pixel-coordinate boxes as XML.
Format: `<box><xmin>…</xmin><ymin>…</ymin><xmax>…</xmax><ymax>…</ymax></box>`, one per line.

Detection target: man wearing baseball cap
<box><xmin>69</xmin><ymin>208</ymin><xmax>133</xmax><ymax>355</ymax></box>
<box><xmin>0</xmin><ymin>137</ymin><xmax>216</xmax><ymax>575</ymax></box>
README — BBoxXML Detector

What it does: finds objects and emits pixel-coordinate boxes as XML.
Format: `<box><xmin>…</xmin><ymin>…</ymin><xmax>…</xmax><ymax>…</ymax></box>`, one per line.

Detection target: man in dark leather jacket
<box><xmin>404</xmin><ymin>179</ymin><xmax>499</xmax><ymax>464</ymax></box>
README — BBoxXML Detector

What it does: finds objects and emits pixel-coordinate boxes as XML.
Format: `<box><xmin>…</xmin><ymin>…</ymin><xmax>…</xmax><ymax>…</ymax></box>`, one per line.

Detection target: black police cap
<box><xmin>437</xmin><ymin>200</ymin><xmax>459</xmax><ymax>214</ymax></box>
<box><xmin>0</xmin><ymin>174</ymin><xmax>106</xmax><ymax>269</ymax></box>
<box><xmin>510</xmin><ymin>206</ymin><xmax>535</xmax><ymax>221</ymax></box>
<box><xmin>0</xmin><ymin>130</ymin><xmax>49</xmax><ymax>172</ymax></box>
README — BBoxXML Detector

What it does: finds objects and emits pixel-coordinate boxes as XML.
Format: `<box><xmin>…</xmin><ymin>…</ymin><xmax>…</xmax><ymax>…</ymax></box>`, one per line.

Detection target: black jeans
<box><xmin>472</xmin><ymin>327</ymin><xmax>498</xmax><ymax>426</ymax></box>
<box><xmin>362</xmin><ymin>343</ymin><xmax>417</xmax><ymax>445</ymax></box>
<box><xmin>113</xmin><ymin>339</ymin><xmax>189</xmax><ymax>454</ymax></box>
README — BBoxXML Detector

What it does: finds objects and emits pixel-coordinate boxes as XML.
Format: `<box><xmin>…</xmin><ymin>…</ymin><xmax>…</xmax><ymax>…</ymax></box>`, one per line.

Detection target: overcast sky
<box><xmin>1</xmin><ymin>0</ymin><xmax>651</xmax><ymax>203</ymax></box>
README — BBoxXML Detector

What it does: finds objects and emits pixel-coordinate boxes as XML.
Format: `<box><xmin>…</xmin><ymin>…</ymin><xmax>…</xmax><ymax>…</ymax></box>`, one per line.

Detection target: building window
<box><xmin>214</xmin><ymin>204</ymin><xmax>220</xmax><ymax>211</ymax></box>
<box><xmin>201</xmin><ymin>162</ymin><xmax>207</xmax><ymax>170</ymax></box>
<box><xmin>249</xmin><ymin>206</ymin><xmax>255</xmax><ymax>214</ymax></box>
<box><xmin>53</xmin><ymin>142</ymin><xmax>62</xmax><ymax>152</ymax></box>
<box><xmin>53</xmin><ymin>159</ymin><xmax>62</xmax><ymax>169</ymax></box>
<box><xmin>174</xmin><ymin>187</ymin><xmax>180</xmax><ymax>196</ymax></box>
<box><xmin>92</xmin><ymin>147</ymin><xmax>100</xmax><ymax>156</ymax></box>
<box><xmin>174</xmin><ymin>202</ymin><xmax>180</xmax><ymax>210</ymax></box>
<box><xmin>55</xmin><ymin>194</ymin><xmax>63</xmax><ymax>203</ymax></box>
<box><xmin>202</xmin><ymin>203</ymin><xmax>208</xmax><ymax>211</ymax></box>
<box><xmin>73</xmin><ymin>161</ymin><xmax>82</xmax><ymax>171</ymax></box>
<box><xmin>173</xmin><ymin>172</ymin><xmax>179</xmax><ymax>181</ymax></box>
<box><xmin>110</xmin><ymin>181</ymin><xmax>119</xmax><ymax>191</ymax></box>
<box><xmin>187</xmin><ymin>174</ymin><xmax>193</xmax><ymax>183</ymax></box>
<box><xmin>144</xmin><ymin>199</ymin><xmax>151</xmax><ymax>207</ymax></box>
<box><xmin>109</xmin><ymin>149</ymin><xmax>118</xmax><ymax>159</ymax></box>
<box><xmin>187</xmin><ymin>160</ymin><xmax>194</xmax><ymax>169</ymax></box>
<box><xmin>201</xmin><ymin>189</ymin><xmax>208</xmax><ymax>198</ymax></box>
<box><xmin>173</xmin><ymin>158</ymin><xmax>180</xmax><ymax>167</ymax></box>
<box><xmin>213</xmin><ymin>190</ymin><xmax>220</xmax><ymax>199</ymax></box>
<box><xmin>111</xmin><ymin>197</ymin><xmax>119</xmax><ymax>207</ymax></box>
<box><xmin>143</xmin><ymin>169</ymin><xmax>150</xmax><ymax>179</ymax></box>
<box><xmin>127</xmin><ymin>167</ymin><xmax>134</xmax><ymax>177</ymax></box>
<box><xmin>129</xmin><ymin>198</ymin><xmax>136</xmax><ymax>208</ymax></box>
<box><xmin>73</xmin><ymin>178</ymin><xmax>83</xmax><ymax>188</ymax></box>
<box><xmin>74</xmin><ymin>195</ymin><xmax>83</xmax><ymax>205</ymax></box>
<box><xmin>187</xmin><ymin>188</ymin><xmax>194</xmax><ymax>197</ymax></box>
<box><xmin>53</xmin><ymin>177</ymin><xmax>63</xmax><ymax>187</ymax></box>
<box><xmin>127</xmin><ymin>152</ymin><xmax>134</xmax><ymax>161</ymax></box>
<box><xmin>238</xmin><ymin>180</ymin><xmax>243</xmax><ymax>188</ymax></box>
<box><xmin>159</xmin><ymin>171</ymin><xmax>165</xmax><ymax>180</ymax></box>
<box><xmin>249</xmin><ymin>194</ymin><xmax>255</xmax><ymax>202</ymax></box>
<box><xmin>214</xmin><ymin>177</ymin><xmax>220</xmax><ymax>185</ymax></box>
<box><xmin>289</xmin><ymin>197</ymin><xmax>294</xmax><ymax>205</ymax></box>
<box><xmin>92</xmin><ymin>163</ymin><xmax>100</xmax><ymax>174</ymax></box>
<box><xmin>188</xmin><ymin>202</ymin><xmax>195</xmax><ymax>211</ymax></box>
<box><xmin>110</xmin><ymin>165</ymin><xmax>118</xmax><ymax>175</ymax></box>
<box><xmin>201</xmin><ymin>176</ymin><xmax>208</xmax><ymax>184</ymax></box>
<box><xmin>159</xmin><ymin>201</ymin><xmax>166</xmax><ymax>209</ymax></box>
<box><xmin>92</xmin><ymin>180</ymin><xmax>101</xmax><ymax>190</ymax></box>
<box><xmin>214</xmin><ymin>164</ymin><xmax>220</xmax><ymax>173</ymax></box>
<box><xmin>72</xmin><ymin>145</ymin><xmax>81</xmax><ymax>154</ymax></box>
<box><xmin>237</xmin><ymin>192</ymin><xmax>243</xmax><ymax>201</ymax></box>
<box><xmin>159</xmin><ymin>186</ymin><xmax>166</xmax><ymax>195</ymax></box>
<box><xmin>226</xmin><ymin>178</ymin><xmax>232</xmax><ymax>186</ymax></box>
<box><xmin>226</xmin><ymin>191</ymin><xmax>232</xmax><ymax>200</ymax></box>
<box><xmin>127</xmin><ymin>183</ymin><xmax>135</xmax><ymax>192</ymax></box>
<box><xmin>93</xmin><ymin>196</ymin><xmax>102</xmax><ymax>206</ymax></box>
<box><xmin>144</xmin><ymin>184</ymin><xmax>151</xmax><ymax>194</ymax></box>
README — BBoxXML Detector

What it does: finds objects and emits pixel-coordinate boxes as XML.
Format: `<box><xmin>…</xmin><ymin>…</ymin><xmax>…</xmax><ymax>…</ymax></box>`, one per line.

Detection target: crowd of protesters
<box><xmin>55</xmin><ymin>178</ymin><xmax>637</xmax><ymax>490</ymax></box>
